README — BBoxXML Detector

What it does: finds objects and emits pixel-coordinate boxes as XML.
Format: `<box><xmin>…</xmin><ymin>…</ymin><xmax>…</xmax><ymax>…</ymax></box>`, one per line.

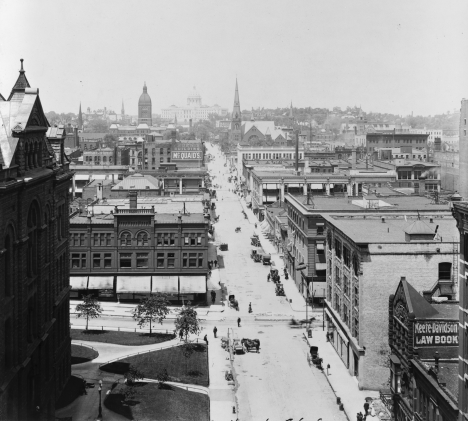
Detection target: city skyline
<box><xmin>1</xmin><ymin>0</ymin><xmax>467</xmax><ymax>117</ymax></box>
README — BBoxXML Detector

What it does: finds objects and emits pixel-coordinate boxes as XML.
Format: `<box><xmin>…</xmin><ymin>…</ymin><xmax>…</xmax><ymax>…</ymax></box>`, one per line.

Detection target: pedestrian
<box><xmin>357</xmin><ymin>412</ymin><xmax>363</xmax><ymax>421</ymax></box>
<box><xmin>214</xmin><ymin>259</ymin><xmax>218</xmax><ymax>268</ymax></box>
<box><xmin>248</xmin><ymin>302</ymin><xmax>252</xmax><ymax>313</ymax></box>
<box><xmin>364</xmin><ymin>402</ymin><xmax>370</xmax><ymax>416</ymax></box>
<box><xmin>179</xmin><ymin>329</ymin><xmax>184</xmax><ymax>341</ymax></box>
<box><xmin>211</xmin><ymin>290</ymin><xmax>216</xmax><ymax>304</ymax></box>
<box><xmin>267</xmin><ymin>273</ymin><xmax>270</xmax><ymax>282</ymax></box>
<box><xmin>204</xmin><ymin>334</ymin><xmax>208</xmax><ymax>345</ymax></box>
<box><xmin>213</xmin><ymin>326</ymin><xmax>218</xmax><ymax>338</ymax></box>
<box><xmin>82</xmin><ymin>379</ymin><xmax>87</xmax><ymax>395</ymax></box>
<box><xmin>237</xmin><ymin>317</ymin><xmax>241</xmax><ymax>327</ymax></box>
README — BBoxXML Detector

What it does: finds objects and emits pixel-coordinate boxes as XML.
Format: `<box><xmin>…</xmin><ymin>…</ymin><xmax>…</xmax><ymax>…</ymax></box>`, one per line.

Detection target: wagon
<box><xmin>232</xmin><ymin>338</ymin><xmax>244</xmax><ymax>354</ymax></box>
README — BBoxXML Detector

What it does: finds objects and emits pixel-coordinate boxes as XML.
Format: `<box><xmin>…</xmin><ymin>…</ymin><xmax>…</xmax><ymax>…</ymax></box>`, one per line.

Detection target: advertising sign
<box><xmin>414</xmin><ymin>321</ymin><xmax>458</xmax><ymax>347</ymax></box>
<box><xmin>172</xmin><ymin>142</ymin><xmax>203</xmax><ymax>161</ymax></box>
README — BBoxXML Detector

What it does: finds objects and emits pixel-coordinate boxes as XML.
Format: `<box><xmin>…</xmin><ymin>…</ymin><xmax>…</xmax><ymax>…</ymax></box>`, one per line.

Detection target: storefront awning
<box><xmin>152</xmin><ymin>276</ymin><xmax>178</xmax><ymax>294</ymax></box>
<box><xmin>88</xmin><ymin>276</ymin><xmax>114</xmax><ymax>290</ymax></box>
<box><xmin>311</xmin><ymin>183</ymin><xmax>324</xmax><ymax>189</ymax></box>
<box><xmin>315</xmin><ymin>263</ymin><xmax>327</xmax><ymax>271</ymax></box>
<box><xmin>116</xmin><ymin>276</ymin><xmax>151</xmax><ymax>293</ymax></box>
<box><xmin>286</xmin><ymin>183</ymin><xmax>301</xmax><ymax>188</ymax></box>
<box><xmin>70</xmin><ymin>276</ymin><xmax>88</xmax><ymax>290</ymax></box>
<box><xmin>317</xmin><ymin>243</ymin><xmax>324</xmax><ymax>251</ymax></box>
<box><xmin>92</xmin><ymin>174</ymin><xmax>107</xmax><ymax>180</ymax></box>
<box><xmin>179</xmin><ymin>276</ymin><xmax>206</xmax><ymax>293</ymax></box>
<box><xmin>75</xmin><ymin>174</ymin><xmax>90</xmax><ymax>181</ymax></box>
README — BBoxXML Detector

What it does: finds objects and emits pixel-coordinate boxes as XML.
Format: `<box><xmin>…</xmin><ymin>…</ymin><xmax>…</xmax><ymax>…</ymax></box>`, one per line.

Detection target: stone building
<box><xmin>0</xmin><ymin>60</ymin><xmax>73</xmax><ymax>419</ymax></box>
<box><xmin>138</xmin><ymin>82</ymin><xmax>152</xmax><ymax>126</ymax></box>
<box><xmin>324</xmin><ymin>213</ymin><xmax>458</xmax><ymax>390</ymax></box>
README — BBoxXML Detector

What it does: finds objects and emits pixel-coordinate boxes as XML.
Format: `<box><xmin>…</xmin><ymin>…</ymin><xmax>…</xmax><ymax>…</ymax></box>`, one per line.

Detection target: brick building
<box><xmin>324</xmin><ymin>214</ymin><xmax>458</xmax><ymax>390</ymax></box>
<box><xmin>69</xmin><ymin>192</ymin><xmax>210</xmax><ymax>303</ymax></box>
<box><xmin>451</xmin><ymin>202</ymin><xmax>468</xmax><ymax>421</ymax></box>
<box><xmin>0</xmin><ymin>60</ymin><xmax>73</xmax><ymax>419</ymax></box>
<box><xmin>388</xmin><ymin>278</ymin><xmax>459</xmax><ymax>421</ymax></box>
<box><xmin>366</xmin><ymin>133</ymin><xmax>429</xmax><ymax>153</ymax></box>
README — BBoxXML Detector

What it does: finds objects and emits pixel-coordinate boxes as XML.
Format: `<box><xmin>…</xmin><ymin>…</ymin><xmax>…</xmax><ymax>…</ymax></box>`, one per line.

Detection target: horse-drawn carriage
<box><xmin>270</xmin><ymin>268</ymin><xmax>281</xmax><ymax>283</ymax></box>
<box><xmin>250</xmin><ymin>247</ymin><xmax>262</xmax><ymax>262</ymax></box>
<box><xmin>275</xmin><ymin>283</ymin><xmax>285</xmax><ymax>296</ymax></box>
<box><xmin>250</xmin><ymin>235</ymin><xmax>260</xmax><ymax>247</ymax></box>
<box><xmin>241</xmin><ymin>338</ymin><xmax>260</xmax><ymax>353</ymax></box>
<box><xmin>309</xmin><ymin>346</ymin><xmax>323</xmax><ymax>370</ymax></box>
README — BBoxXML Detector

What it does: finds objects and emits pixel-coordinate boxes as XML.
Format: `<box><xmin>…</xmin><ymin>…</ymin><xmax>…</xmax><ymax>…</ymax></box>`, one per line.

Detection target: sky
<box><xmin>0</xmin><ymin>0</ymin><xmax>467</xmax><ymax>117</ymax></box>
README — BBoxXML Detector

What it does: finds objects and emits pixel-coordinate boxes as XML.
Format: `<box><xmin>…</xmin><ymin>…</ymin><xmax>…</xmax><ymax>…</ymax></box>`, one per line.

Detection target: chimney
<box><xmin>97</xmin><ymin>183</ymin><xmax>103</xmax><ymax>200</ymax></box>
<box><xmin>418</xmin><ymin>175</ymin><xmax>427</xmax><ymax>196</ymax></box>
<box><xmin>352</xmin><ymin>147</ymin><xmax>357</xmax><ymax>170</ymax></box>
<box><xmin>129</xmin><ymin>191</ymin><xmax>138</xmax><ymax>209</ymax></box>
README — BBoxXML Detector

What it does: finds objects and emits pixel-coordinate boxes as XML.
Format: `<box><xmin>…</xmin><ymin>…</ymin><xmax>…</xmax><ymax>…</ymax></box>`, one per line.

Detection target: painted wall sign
<box><xmin>171</xmin><ymin>142</ymin><xmax>203</xmax><ymax>161</ymax></box>
<box><xmin>414</xmin><ymin>321</ymin><xmax>458</xmax><ymax>347</ymax></box>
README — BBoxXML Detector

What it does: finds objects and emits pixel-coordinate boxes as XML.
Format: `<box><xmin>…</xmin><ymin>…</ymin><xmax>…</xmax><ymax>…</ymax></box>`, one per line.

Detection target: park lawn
<box><xmin>71</xmin><ymin>344</ymin><xmax>99</xmax><ymax>364</ymax></box>
<box><xmin>101</xmin><ymin>344</ymin><xmax>209</xmax><ymax>387</ymax></box>
<box><xmin>70</xmin><ymin>329</ymin><xmax>175</xmax><ymax>346</ymax></box>
<box><xmin>105</xmin><ymin>382</ymin><xmax>209</xmax><ymax>421</ymax></box>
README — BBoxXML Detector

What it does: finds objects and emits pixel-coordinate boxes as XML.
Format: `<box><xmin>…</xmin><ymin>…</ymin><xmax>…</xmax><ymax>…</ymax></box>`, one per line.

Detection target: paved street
<box><xmin>205</xmin><ymin>144</ymin><xmax>347</xmax><ymax>421</ymax></box>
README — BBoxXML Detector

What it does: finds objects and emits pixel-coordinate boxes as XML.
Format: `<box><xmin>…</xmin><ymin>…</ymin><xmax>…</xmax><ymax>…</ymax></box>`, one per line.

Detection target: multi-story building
<box><xmin>161</xmin><ymin>87</ymin><xmax>228</xmax><ymax>122</ymax></box>
<box><xmin>0</xmin><ymin>60</ymin><xmax>73</xmax><ymax>419</ymax></box>
<box><xmin>82</xmin><ymin>146</ymin><xmax>115</xmax><ymax>165</ymax></box>
<box><xmin>69</xmin><ymin>192</ymin><xmax>210</xmax><ymax>303</ymax></box>
<box><xmin>387</xmin><ymin>277</ymin><xmax>459</xmax><ymax>421</ymax></box>
<box><xmin>78</xmin><ymin>132</ymin><xmax>107</xmax><ymax>150</ymax></box>
<box><xmin>459</xmin><ymin>100</ymin><xmax>468</xmax><ymax>199</ymax></box>
<box><xmin>366</xmin><ymin>133</ymin><xmax>429</xmax><ymax>153</ymax></box>
<box><xmin>324</xmin><ymin>213</ymin><xmax>458</xmax><ymax>389</ymax></box>
<box><xmin>450</xmin><ymin>202</ymin><xmax>468</xmax><ymax>421</ymax></box>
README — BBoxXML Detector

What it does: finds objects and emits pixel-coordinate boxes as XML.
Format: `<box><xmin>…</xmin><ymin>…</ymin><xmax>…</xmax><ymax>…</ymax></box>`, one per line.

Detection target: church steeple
<box><xmin>8</xmin><ymin>58</ymin><xmax>31</xmax><ymax>101</ymax></box>
<box><xmin>78</xmin><ymin>103</ymin><xmax>83</xmax><ymax>130</ymax></box>
<box><xmin>289</xmin><ymin>101</ymin><xmax>294</xmax><ymax>127</ymax></box>
<box><xmin>232</xmin><ymin>78</ymin><xmax>241</xmax><ymax>121</ymax></box>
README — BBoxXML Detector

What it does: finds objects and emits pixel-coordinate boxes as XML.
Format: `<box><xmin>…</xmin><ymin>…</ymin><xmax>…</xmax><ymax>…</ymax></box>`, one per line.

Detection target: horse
<box><xmin>241</xmin><ymin>338</ymin><xmax>260</xmax><ymax>353</ymax></box>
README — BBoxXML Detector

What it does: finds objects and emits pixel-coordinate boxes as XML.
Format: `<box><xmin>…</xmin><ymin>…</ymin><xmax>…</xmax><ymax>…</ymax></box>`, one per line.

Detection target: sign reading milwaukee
<box><xmin>172</xmin><ymin>143</ymin><xmax>202</xmax><ymax>160</ymax></box>
<box><xmin>414</xmin><ymin>321</ymin><xmax>458</xmax><ymax>347</ymax></box>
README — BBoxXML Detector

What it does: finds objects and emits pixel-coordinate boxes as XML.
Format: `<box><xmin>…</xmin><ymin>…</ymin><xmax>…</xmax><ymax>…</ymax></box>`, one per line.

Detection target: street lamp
<box><xmin>296</xmin><ymin>262</ymin><xmax>312</xmax><ymax>333</ymax></box>
<box><xmin>98</xmin><ymin>379</ymin><xmax>103</xmax><ymax>419</ymax></box>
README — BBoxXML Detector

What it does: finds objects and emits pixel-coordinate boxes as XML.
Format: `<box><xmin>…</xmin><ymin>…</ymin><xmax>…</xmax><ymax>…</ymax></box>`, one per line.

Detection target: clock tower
<box><xmin>138</xmin><ymin>82</ymin><xmax>152</xmax><ymax>126</ymax></box>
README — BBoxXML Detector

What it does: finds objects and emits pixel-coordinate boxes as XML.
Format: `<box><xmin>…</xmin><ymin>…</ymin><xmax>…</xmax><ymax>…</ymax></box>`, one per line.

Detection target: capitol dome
<box><xmin>188</xmin><ymin>86</ymin><xmax>201</xmax><ymax>99</ymax></box>
<box><xmin>139</xmin><ymin>82</ymin><xmax>152</xmax><ymax>106</ymax></box>
<box><xmin>187</xmin><ymin>86</ymin><xmax>202</xmax><ymax>107</ymax></box>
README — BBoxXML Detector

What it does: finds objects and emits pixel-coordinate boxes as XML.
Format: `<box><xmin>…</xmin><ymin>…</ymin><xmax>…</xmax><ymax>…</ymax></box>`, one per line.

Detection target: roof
<box><xmin>242</xmin><ymin>120</ymin><xmax>276</xmax><ymax>135</ymax></box>
<box><xmin>404</xmin><ymin>220</ymin><xmax>434</xmax><ymax>235</ymax></box>
<box><xmin>139</xmin><ymin>83</ymin><xmax>152</xmax><ymax>105</ymax></box>
<box><xmin>70</xmin><ymin>212</ymin><xmax>206</xmax><ymax>225</ymax></box>
<box><xmin>111</xmin><ymin>173</ymin><xmax>161</xmax><ymax>190</ymax></box>
<box><xmin>322</xmin><ymin>214</ymin><xmax>457</xmax><ymax>244</ymax></box>
<box><xmin>401</xmin><ymin>279</ymin><xmax>439</xmax><ymax>318</ymax></box>
<box><xmin>46</xmin><ymin>125</ymin><xmax>66</xmax><ymax>139</ymax></box>
<box><xmin>8</xmin><ymin>59</ymin><xmax>31</xmax><ymax>101</ymax></box>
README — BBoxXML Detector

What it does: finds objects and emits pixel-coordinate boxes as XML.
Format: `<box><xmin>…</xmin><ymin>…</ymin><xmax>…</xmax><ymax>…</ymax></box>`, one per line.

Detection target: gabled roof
<box><xmin>0</xmin><ymin>93</ymin><xmax>5</xmax><ymax>101</ymax></box>
<box><xmin>111</xmin><ymin>173</ymin><xmax>161</xmax><ymax>190</ymax></box>
<box><xmin>400</xmin><ymin>278</ymin><xmax>439</xmax><ymax>318</ymax></box>
<box><xmin>0</xmin><ymin>88</ymin><xmax>48</xmax><ymax>168</ymax></box>
<box><xmin>404</xmin><ymin>220</ymin><xmax>434</xmax><ymax>235</ymax></box>
<box><xmin>8</xmin><ymin>59</ymin><xmax>31</xmax><ymax>101</ymax></box>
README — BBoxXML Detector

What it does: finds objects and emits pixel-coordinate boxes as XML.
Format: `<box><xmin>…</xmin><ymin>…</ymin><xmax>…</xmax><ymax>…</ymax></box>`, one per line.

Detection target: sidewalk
<box><xmin>304</xmin><ymin>329</ymin><xmax>380</xmax><ymax>420</ymax></box>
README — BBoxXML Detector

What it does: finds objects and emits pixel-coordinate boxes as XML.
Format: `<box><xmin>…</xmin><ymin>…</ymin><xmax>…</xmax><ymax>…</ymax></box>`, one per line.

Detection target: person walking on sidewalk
<box><xmin>364</xmin><ymin>402</ymin><xmax>370</xmax><ymax>417</ymax></box>
<box><xmin>237</xmin><ymin>317</ymin><xmax>241</xmax><ymax>327</ymax></box>
<box><xmin>213</xmin><ymin>326</ymin><xmax>218</xmax><ymax>338</ymax></box>
<box><xmin>211</xmin><ymin>290</ymin><xmax>216</xmax><ymax>304</ymax></box>
<box><xmin>204</xmin><ymin>334</ymin><xmax>208</xmax><ymax>345</ymax></box>
<box><xmin>214</xmin><ymin>259</ymin><xmax>218</xmax><ymax>268</ymax></box>
<box><xmin>248</xmin><ymin>302</ymin><xmax>252</xmax><ymax>313</ymax></box>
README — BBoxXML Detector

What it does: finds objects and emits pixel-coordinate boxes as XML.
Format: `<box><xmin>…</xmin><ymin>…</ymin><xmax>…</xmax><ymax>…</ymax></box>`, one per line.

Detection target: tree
<box><xmin>125</xmin><ymin>364</ymin><xmax>145</xmax><ymax>385</ymax></box>
<box><xmin>75</xmin><ymin>294</ymin><xmax>103</xmax><ymax>331</ymax></box>
<box><xmin>88</xmin><ymin>119</ymin><xmax>109</xmax><ymax>133</ymax></box>
<box><xmin>132</xmin><ymin>293</ymin><xmax>170</xmax><ymax>336</ymax></box>
<box><xmin>103</xmin><ymin>133</ymin><xmax>118</xmax><ymax>145</ymax></box>
<box><xmin>174</xmin><ymin>301</ymin><xmax>201</xmax><ymax>343</ymax></box>
<box><xmin>156</xmin><ymin>368</ymin><xmax>169</xmax><ymax>389</ymax></box>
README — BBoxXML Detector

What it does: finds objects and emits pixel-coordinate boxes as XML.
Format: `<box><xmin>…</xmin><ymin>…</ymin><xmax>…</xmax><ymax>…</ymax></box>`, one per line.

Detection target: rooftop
<box><xmin>70</xmin><ymin>212</ymin><xmax>206</xmax><ymax>225</ymax></box>
<box><xmin>322</xmin><ymin>214</ymin><xmax>457</xmax><ymax>244</ymax></box>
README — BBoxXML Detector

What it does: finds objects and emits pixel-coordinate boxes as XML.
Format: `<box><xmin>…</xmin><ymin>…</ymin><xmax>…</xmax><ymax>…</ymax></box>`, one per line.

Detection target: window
<box><xmin>354</xmin><ymin>286</ymin><xmax>359</xmax><ymax>307</ymax></box>
<box><xmin>189</xmin><ymin>253</ymin><xmax>197</xmax><ymax>267</ymax></box>
<box><xmin>157</xmin><ymin>253</ymin><xmax>165</xmax><ymax>268</ymax></box>
<box><xmin>157</xmin><ymin>233</ymin><xmax>163</xmax><ymax>246</ymax></box>
<box><xmin>71</xmin><ymin>253</ymin><xmax>87</xmax><ymax>269</ymax></box>
<box><xmin>137</xmin><ymin>232</ymin><xmax>149</xmax><ymax>246</ymax></box>
<box><xmin>343</xmin><ymin>246</ymin><xmax>350</xmax><ymax>267</ymax></box>
<box><xmin>136</xmin><ymin>253</ymin><xmax>149</xmax><ymax>268</ymax></box>
<box><xmin>334</xmin><ymin>293</ymin><xmax>340</xmax><ymax>313</ymax></box>
<box><xmin>184</xmin><ymin>235</ymin><xmax>189</xmax><ymax>246</ymax></box>
<box><xmin>119</xmin><ymin>253</ymin><xmax>132</xmax><ymax>268</ymax></box>
<box><xmin>167</xmin><ymin>253</ymin><xmax>175</xmax><ymax>268</ymax></box>
<box><xmin>93</xmin><ymin>253</ymin><xmax>101</xmax><ymax>268</ymax></box>
<box><xmin>197</xmin><ymin>235</ymin><xmax>202</xmax><ymax>245</ymax></box>
<box><xmin>93</xmin><ymin>233</ymin><xmax>99</xmax><ymax>246</ymax></box>
<box><xmin>27</xmin><ymin>203</ymin><xmax>39</xmax><ymax>277</ymax></box>
<box><xmin>343</xmin><ymin>275</ymin><xmax>349</xmax><ymax>296</ymax></box>
<box><xmin>343</xmin><ymin>303</ymin><xmax>349</xmax><ymax>324</ymax></box>
<box><xmin>335</xmin><ymin>266</ymin><xmax>341</xmax><ymax>286</ymax></box>
<box><xmin>120</xmin><ymin>232</ymin><xmax>131</xmax><ymax>246</ymax></box>
<box><xmin>334</xmin><ymin>239</ymin><xmax>342</xmax><ymax>259</ymax></box>
<box><xmin>80</xmin><ymin>233</ymin><xmax>86</xmax><ymax>246</ymax></box>
<box><xmin>106</xmin><ymin>234</ymin><xmax>112</xmax><ymax>246</ymax></box>
<box><xmin>438</xmin><ymin>262</ymin><xmax>451</xmax><ymax>280</ymax></box>
<box><xmin>353</xmin><ymin>317</ymin><xmax>359</xmax><ymax>338</ymax></box>
<box><xmin>104</xmin><ymin>253</ymin><xmax>112</xmax><ymax>268</ymax></box>
<box><xmin>398</xmin><ymin>171</ymin><xmax>411</xmax><ymax>180</ymax></box>
<box><xmin>190</xmin><ymin>235</ymin><xmax>196</xmax><ymax>246</ymax></box>
<box><xmin>198</xmin><ymin>253</ymin><xmax>204</xmax><ymax>267</ymax></box>
<box><xmin>182</xmin><ymin>253</ymin><xmax>188</xmax><ymax>268</ymax></box>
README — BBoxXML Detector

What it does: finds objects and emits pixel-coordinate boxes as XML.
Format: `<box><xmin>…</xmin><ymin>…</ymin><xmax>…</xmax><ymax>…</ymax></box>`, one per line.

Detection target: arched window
<box><xmin>137</xmin><ymin>231</ymin><xmax>149</xmax><ymax>246</ymax></box>
<box><xmin>27</xmin><ymin>203</ymin><xmax>40</xmax><ymax>277</ymax></box>
<box><xmin>120</xmin><ymin>232</ymin><xmax>132</xmax><ymax>246</ymax></box>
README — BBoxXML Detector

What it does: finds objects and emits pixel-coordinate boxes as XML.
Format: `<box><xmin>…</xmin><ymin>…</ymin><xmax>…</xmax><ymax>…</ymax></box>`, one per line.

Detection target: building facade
<box><xmin>451</xmin><ymin>202</ymin><xmax>468</xmax><ymax>421</ymax></box>
<box><xmin>366</xmin><ymin>133</ymin><xmax>429</xmax><ymax>153</ymax></box>
<box><xmin>324</xmin><ymin>214</ymin><xmax>458</xmax><ymax>390</ymax></box>
<box><xmin>69</xmin><ymin>194</ymin><xmax>210</xmax><ymax>303</ymax></box>
<box><xmin>0</xmin><ymin>61</ymin><xmax>73</xmax><ymax>420</ymax></box>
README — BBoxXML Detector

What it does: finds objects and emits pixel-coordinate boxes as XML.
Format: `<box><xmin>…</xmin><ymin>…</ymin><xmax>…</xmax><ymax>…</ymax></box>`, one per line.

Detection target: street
<box><xmin>204</xmin><ymin>143</ymin><xmax>346</xmax><ymax>421</ymax></box>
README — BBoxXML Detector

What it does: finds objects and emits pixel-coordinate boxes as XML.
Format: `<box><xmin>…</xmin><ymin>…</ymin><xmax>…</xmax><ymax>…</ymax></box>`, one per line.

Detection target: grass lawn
<box><xmin>71</xmin><ymin>329</ymin><xmax>175</xmax><ymax>346</ymax></box>
<box><xmin>71</xmin><ymin>344</ymin><xmax>99</xmax><ymax>364</ymax></box>
<box><xmin>101</xmin><ymin>344</ymin><xmax>209</xmax><ymax>387</ymax></box>
<box><xmin>105</xmin><ymin>382</ymin><xmax>209</xmax><ymax>421</ymax></box>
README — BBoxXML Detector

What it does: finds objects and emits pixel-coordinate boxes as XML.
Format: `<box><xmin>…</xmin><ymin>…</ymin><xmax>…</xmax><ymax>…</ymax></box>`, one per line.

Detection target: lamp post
<box><xmin>98</xmin><ymin>379</ymin><xmax>103</xmax><ymax>419</ymax></box>
<box><xmin>296</xmin><ymin>262</ymin><xmax>311</xmax><ymax>332</ymax></box>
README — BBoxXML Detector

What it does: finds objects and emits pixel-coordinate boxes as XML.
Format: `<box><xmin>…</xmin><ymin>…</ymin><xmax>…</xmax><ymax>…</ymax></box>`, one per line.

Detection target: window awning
<box><xmin>317</xmin><ymin>243</ymin><xmax>324</xmax><ymax>251</ymax></box>
<box><xmin>311</xmin><ymin>183</ymin><xmax>324</xmax><ymax>189</ymax></box>
<box><xmin>286</xmin><ymin>183</ymin><xmax>301</xmax><ymax>188</ymax></box>
<box><xmin>152</xmin><ymin>276</ymin><xmax>178</xmax><ymax>294</ymax></box>
<box><xmin>116</xmin><ymin>276</ymin><xmax>151</xmax><ymax>293</ymax></box>
<box><xmin>70</xmin><ymin>276</ymin><xmax>88</xmax><ymax>290</ymax></box>
<box><xmin>315</xmin><ymin>263</ymin><xmax>327</xmax><ymax>271</ymax></box>
<box><xmin>75</xmin><ymin>174</ymin><xmax>90</xmax><ymax>181</ymax></box>
<box><xmin>439</xmin><ymin>284</ymin><xmax>453</xmax><ymax>295</ymax></box>
<box><xmin>179</xmin><ymin>276</ymin><xmax>206</xmax><ymax>293</ymax></box>
<box><xmin>88</xmin><ymin>276</ymin><xmax>114</xmax><ymax>290</ymax></box>
<box><xmin>92</xmin><ymin>174</ymin><xmax>107</xmax><ymax>180</ymax></box>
